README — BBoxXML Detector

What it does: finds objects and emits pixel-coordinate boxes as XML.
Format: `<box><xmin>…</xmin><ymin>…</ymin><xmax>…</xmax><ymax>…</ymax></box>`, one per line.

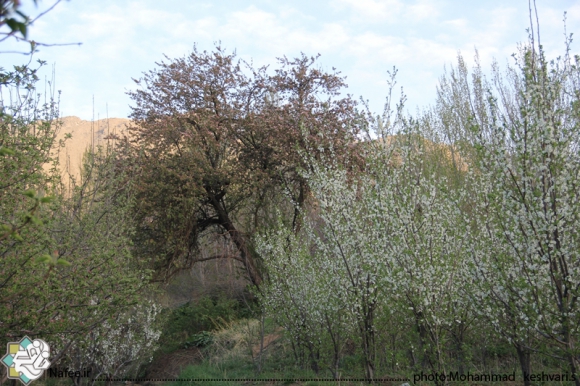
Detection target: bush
<box><xmin>160</xmin><ymin>293</ymin><xmax>256</xmax><ymax>352</ymax></box>
<box><xmin>184</xmin><ymin>331</ymin><xmax>214</xmax><ymax>348</ymax></box>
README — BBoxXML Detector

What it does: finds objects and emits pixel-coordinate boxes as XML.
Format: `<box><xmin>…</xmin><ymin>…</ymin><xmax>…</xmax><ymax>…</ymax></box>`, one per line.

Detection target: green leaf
<box><xmin>40</xmin><ymin>196</ymin><xmax>54</xmax><ymax>203</ymax></box>
<box><xmin>23</xmin><ymin>189</ymin><xmax>36</xmax><ymax>198</ymax></box>
<box><xmin>0</xmin><ymin>146</ymin><xmax>15</xmax><ymax>156</ymax></box>
<box><xmin>5</xmin><ymin>18</ymin><xmax>20</xmax><ymax>33</ymax></box>
<box><xmin>30</xmin><ymin>215</ymin><xmax>42</xmax><ymax>226</ymax></box>
<box><xmin>36</xmin><ymin>255</ymin><xmax>52</xmax><ymax>264</ymax></box>
<box><xmin>12</xmin><ymin>232</ymin><xmax>24</xmax><ymax>242</ymax></box>
<box><xmin>15</xmin><ymin>10</ymin><xmax>28</xmax><ymax>19</ymax></box>
<box><xmin>18</xmin><ymin>23</ymin><xmax>27</xmax><ymax>38</ymax></box>
<box><xmin>56</xmin><ymin>258</ymin><xmax>71</xmax><ymax>267</ymax></box>
<box><xmin>5</xmin><ymin>18</ymin><xmax>27</xmax><ymax>38</ymax></box>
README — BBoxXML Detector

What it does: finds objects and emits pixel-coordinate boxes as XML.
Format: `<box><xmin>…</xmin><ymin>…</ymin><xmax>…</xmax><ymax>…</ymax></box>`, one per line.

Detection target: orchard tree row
<box><xmin>257</xmin><ymin>37</ymin><xmax>580</xmax><ymax>385</ymax></box>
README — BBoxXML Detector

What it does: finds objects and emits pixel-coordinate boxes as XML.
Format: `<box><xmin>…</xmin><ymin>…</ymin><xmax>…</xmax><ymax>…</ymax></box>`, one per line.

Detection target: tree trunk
<box><xmin>561</xmin><ymin>310</ymin><xmax>580</xmax><ymax>386</ymax></box>
<box><xmin>415</xmin><ymin>313</ymin><xmax>433</xmax><ymax>370</ymax></box>
<box><xmin>222</xmin><ymin>219</ymin><xmax>262</xmax><ymax>286</ymax></box>
<box><xmin>210</xmin><ymin>194</ymin><xmax>262</xmax><ymax>287</ymax></box>
<box><xmin>515</xmin><ymin>343</ymin><xmax>531</xmax><ymax>386</ymax></box>
<box><xmin>564</xmin><ymin>330</ymin><xmax>580</xmax><ymax>386</ymax></box>
<box><xmin>451</xmin><ymin>323</ymin><xmax>467</xmax><ymax>375</ymax></box>
<box><xmin>568</xmin><ymin>354</ymin><xmax>580</xmax><ymax>386</ymax></box>
<box><xmin>359</xmin><ymin>299</ymin><xmax>375</xmax><ymax>383</ymax></box>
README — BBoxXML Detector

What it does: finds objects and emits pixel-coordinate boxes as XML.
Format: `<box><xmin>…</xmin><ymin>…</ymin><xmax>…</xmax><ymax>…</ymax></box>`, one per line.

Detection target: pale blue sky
<box><xmin>1</xmin><ymin>0</ymin><xmax>579</xmax><ymax>120</ymax></box>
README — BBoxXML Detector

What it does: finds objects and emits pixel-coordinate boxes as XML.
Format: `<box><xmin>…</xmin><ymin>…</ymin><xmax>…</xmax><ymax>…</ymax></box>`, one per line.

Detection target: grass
<box><xmin>151</xmin><ymin>294</ymin><xmax>573</xmax><ymax>386</ymax></box>
<box><xmin>170</xmin><ymin>319</ymin><xmax>405</xmax><ymax>386</ymax></box>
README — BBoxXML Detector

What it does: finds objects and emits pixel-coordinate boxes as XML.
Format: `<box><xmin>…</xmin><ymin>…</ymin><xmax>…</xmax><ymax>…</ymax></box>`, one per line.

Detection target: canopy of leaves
<box><xmin>122</xmin><ymin>45</ymin><xmax>364</xmax><ymax>285</ymax></box>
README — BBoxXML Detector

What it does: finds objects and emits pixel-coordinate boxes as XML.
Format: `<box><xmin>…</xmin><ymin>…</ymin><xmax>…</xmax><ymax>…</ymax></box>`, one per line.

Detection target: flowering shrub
<box><xmin>60</xmin><ymin>302</ymin><xmax>162</xmax><ymax>386</ymax></box>
<box><xmin>443</xmin><ymin>40</ymin><xmax>580</xmax><ymax>383</ymax></box>
<box><xmin>257</xmin><ymin>28</ymin><xmax>580</xmax><ymax>385</ymax></box>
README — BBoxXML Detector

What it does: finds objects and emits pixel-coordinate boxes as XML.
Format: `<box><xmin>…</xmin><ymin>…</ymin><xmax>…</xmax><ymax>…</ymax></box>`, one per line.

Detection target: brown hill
<box><xmin>54</xmin><ymin>116</ymin><xmax>131</xmax><ymax>178</ymax></box>
<box><xmin>51</xmin><ymin>117</ymin><xmax>469</xmax><ymax>182</ymax></box>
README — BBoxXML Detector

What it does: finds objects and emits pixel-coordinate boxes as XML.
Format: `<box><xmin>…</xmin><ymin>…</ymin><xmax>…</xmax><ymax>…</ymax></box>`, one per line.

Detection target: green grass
<box><xmin>174</xmin><ymin>358</ymin><xmax>354</xmax><ymax>386</ymax></box>
<box><xmin>159</xmin><ymin>300</ymin><xmax>575</xmax><ymax>386</ymax></box>
<box><xmin>170</xmin><ymin>318</ymin><xmax>397</xmax><ymax>386</ymax></box>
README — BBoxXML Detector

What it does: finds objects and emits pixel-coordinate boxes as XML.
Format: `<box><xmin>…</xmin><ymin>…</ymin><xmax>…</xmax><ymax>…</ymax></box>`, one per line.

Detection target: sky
<box><xmin>1</xmin><ymin>0</ymin><xmax>579</xmax><ymax>120</ymax></box>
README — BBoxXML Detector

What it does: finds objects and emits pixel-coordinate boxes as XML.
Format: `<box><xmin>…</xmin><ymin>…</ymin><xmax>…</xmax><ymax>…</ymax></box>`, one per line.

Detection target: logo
<box><xmin>1</xmin><ymin>336</ymin><xmax>51</xmax><ymax>385</ymax></box>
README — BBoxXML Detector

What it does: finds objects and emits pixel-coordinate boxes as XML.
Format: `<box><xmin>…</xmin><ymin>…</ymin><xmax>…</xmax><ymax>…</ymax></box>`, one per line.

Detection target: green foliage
<box><xmin>176</xmin><ymin>358</ymin><xmax>324</xmax><ymax>386</ymax></box>
<box><xmin>160</xmin><ymin>294</ymin><xmax>254</xmax><ymax>353</ymax></box>
<box><xmin>0</xmin><ymin>0</ymin><xmax>76</xmax><ymax>56</ymax></box>
<box><xmin>0</xmin><ymin>2</ymin><xmax>156</xmax><ymax>383</ymax></box>
<box><xmin>0</xmin><ymin>0</ymin><xmax>38</xmax><ymax>39</ymax></box>
<box><xmin>0</xmin><ymin>57</ymin><xmax>64</xmax><ymax>340</ymax></box>
<box><xmin>176</xmin><ymin>360</ymin><xmax>255</xmax><ymax>386</ymax></box>
<box><xmin>174</xmin><ymin>318</ymin><xmax>406</xmax><ymax>385</ymax></box>
<box><xmin>0</xmin><ymin>58</ymin><xmax>159</xmax><ymax>382</ymax></box>
<box><xmin>184</xmin><ymin>331</ymin><xmax>214</xmax><ymax>348</ymax></box>
<box><xmin>2</xmin><ymin>142</ymin><xmax>159</xmax><ymax>383</ymax></box>
<box><xmin>0</xmin><ymin>145</ymin><xmax>15</xmax><ymax>155</ymax></box>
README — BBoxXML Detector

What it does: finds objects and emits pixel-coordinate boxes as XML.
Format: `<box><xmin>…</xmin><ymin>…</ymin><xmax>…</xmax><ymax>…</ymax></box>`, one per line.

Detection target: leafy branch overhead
<box><xmin>0</xmin><ymin>0</ymin><xmax>81</xmax><ymax>55</ymax></box>
<box><xmin>0</xmin><ymin>0</ymin><xmax>38</xmax><ymax>40</ymax></box>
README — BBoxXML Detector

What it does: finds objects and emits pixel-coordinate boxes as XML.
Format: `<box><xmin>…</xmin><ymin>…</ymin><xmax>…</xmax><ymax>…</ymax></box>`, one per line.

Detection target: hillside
<box><xmin>54</xmin><ymin>116</ymin><xmax>131</xmax><ymax>177</ymax></box>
